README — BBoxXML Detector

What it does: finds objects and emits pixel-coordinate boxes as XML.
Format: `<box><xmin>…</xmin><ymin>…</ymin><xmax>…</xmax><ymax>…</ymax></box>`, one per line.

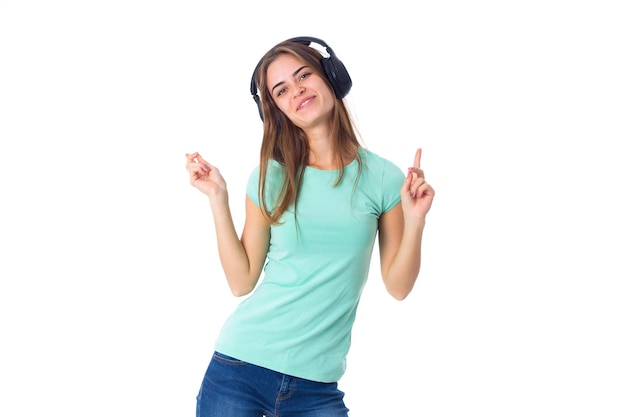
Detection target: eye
<box><xmin>276</xmin><ymin>87</ymin><xmax>287</xmax><ymax>97</ymax></box>
<box><xmin>299</xmin><ymin>72</ymin><xmax>312</xmax><ymax>81</ymax></box>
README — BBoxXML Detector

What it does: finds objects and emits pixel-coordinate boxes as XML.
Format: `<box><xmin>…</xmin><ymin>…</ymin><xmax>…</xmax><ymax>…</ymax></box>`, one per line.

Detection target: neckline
<box><xmin>304</xmin><ymin>148</ymin><xmax>362</xmax><ymax>172</ymax></box>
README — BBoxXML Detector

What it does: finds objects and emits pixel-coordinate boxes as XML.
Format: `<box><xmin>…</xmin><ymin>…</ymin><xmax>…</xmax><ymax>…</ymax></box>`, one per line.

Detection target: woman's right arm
<box><xmin>186</xmin><ymin>152</ymin><xmax>270</xmax><ymax>296</ymax></box>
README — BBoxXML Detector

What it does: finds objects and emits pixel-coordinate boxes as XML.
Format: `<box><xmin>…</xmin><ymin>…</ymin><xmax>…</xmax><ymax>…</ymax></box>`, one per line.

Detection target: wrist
<box><xmin>404</xmin><ymin>216</ymin><xmax>426</xmax><ymax>229</ymax></box>
<box><xmin>208</xmin><ymin>190</ymin><xmax>229</xmax><ymax>207</ymax></box>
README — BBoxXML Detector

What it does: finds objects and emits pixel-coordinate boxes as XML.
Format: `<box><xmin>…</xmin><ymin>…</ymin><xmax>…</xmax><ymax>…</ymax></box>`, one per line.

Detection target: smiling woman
<box><xmin>185</xmin><ymin>36</ymin><xmax>434</xmax><ymax>417</ymax></box>
<box><xmin>1</xmin><ymin>0</ymin><xmax>623</xmax><ymax>416</ymax></box>
<box><xmin>266</xmin><ymin>54</ymin><xmax>337</xmax><ymax>139</ymax></box>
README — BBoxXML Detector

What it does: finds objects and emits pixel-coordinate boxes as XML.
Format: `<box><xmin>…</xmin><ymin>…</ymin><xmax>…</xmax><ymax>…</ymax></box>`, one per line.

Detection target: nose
<box><xmin>293</xmin><ymin>85</ymin><xmax>305</xmax><ymax>98</ymax></box>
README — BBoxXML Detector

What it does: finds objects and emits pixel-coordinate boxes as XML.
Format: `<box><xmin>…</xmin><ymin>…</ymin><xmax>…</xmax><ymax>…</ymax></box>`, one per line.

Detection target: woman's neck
<box><xmin>307</xmin><ymin>139</ymin><xmax>358</xmax><ymax>170</ymax></box>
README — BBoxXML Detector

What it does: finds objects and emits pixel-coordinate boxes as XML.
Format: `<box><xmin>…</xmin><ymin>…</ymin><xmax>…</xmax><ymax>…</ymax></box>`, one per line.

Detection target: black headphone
<box><xmin>250</xmin><ymin>36</ymin><xmax>352</xmax><ymax>121</ymax></box>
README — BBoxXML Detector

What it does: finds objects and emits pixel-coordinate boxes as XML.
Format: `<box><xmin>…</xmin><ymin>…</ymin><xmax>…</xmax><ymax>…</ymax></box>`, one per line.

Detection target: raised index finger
<box><xmin>413</xmin><ymin>148</ymin><xmax>422</xmax><ymax>169</ymax></box>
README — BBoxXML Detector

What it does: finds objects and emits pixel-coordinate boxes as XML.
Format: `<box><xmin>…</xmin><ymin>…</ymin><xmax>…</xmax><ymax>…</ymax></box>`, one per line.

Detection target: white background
<box><xmin>1</xmin><ymin>1</ymin><xmax>624</xmax><ymax>416</ymax></box>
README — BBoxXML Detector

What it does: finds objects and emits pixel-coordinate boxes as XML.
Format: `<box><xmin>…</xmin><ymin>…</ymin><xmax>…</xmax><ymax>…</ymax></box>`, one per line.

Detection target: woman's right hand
<box><xmin>185</xmin><ymin>152</ymin><xmax>227</xmax><ymax>200</ymax></box>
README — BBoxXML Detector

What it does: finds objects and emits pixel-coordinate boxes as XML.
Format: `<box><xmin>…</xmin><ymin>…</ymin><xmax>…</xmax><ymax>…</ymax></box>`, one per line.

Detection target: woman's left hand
<box><xmin>401</xmin><ymin>148</ymin><xmax>435</xmax><ymax>221</ymax></box>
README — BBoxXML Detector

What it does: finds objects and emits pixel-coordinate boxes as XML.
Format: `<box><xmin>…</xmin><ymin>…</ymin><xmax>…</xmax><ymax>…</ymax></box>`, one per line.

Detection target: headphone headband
<box><xmin>250</xmin><ymin>36</ymin><xmax>352</xmax><ymax>121</ymax></box>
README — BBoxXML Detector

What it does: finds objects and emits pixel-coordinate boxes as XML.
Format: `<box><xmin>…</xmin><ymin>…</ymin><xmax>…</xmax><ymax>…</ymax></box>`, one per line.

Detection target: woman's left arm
<box><xmin>378</xmin><ymin>148</ymin><xmax>435</xmax><ymax>300</ymax></box>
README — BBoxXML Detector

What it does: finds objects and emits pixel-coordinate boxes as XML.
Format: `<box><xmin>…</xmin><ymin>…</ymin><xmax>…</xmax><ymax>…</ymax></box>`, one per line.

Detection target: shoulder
<box><xmin>247</xmin><ymin>160</ymin><xmax>284</xmax><ymax>182</ymax></box>
<box><xmin>356</xmin><ymin>148</ymin><xmax>404</xmax><ymax>212</ymax></box>
<box><xmin>359</xmin><ymin>148</ymin><xmax>404</xmax><ymax>181</ymax></box>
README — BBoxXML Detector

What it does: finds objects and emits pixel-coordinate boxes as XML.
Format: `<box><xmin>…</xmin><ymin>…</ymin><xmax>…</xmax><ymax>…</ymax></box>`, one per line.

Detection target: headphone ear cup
<box><xmin>322</xmin><ymin>54</ymin><xmax>352</xmax><ymax>99</ymax></box>
<box><xmin>253</xmin><ymin>94</ymin><xmax>264</xmax><ymax>121</ymax></box>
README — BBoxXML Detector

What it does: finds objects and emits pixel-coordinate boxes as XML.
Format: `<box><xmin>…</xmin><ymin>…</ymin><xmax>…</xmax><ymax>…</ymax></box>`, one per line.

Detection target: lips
<box><xmin>297</xmin><ymin>95</ymin><xmax>316</xmax><ymax>111</ymax></box>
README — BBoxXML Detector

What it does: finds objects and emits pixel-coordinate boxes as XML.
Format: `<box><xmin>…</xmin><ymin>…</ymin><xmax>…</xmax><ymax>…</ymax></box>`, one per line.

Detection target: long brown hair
<box><xmin>252</xmin><ymin>40</ymin><xmax>362</xmax><ymax>224</ymax></box>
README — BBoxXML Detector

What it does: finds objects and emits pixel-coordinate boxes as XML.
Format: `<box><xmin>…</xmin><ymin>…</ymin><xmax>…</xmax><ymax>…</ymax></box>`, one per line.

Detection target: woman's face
<box><xmin>265</xmin><ymin>54</ymin><xmax>335</xmax><ymax>130</ymax></box>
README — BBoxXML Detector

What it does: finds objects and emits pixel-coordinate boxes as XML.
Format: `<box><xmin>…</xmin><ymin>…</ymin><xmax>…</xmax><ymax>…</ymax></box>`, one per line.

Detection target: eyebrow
<box><xmin>271</xmin><ymin>65</ymin><xmax>308</xmax><ymax>95</ymax></box>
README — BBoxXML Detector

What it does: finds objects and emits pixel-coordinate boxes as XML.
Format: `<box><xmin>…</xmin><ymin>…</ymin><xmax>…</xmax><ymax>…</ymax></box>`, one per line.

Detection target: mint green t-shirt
<box><xmin>214</xmin><ymin>148</ymin><xmax>405</xmax><ymax>382</ymax></box>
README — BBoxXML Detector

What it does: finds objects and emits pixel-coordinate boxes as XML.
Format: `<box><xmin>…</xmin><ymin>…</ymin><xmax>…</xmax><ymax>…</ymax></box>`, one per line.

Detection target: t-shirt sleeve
<box><xmin>246</xmin><ymin>166</ymin><xmax>261</xmax><ymax>207</ymax></box>
<box><xmin>381</xmin><ymin>160</ymin><xmax>406</xmax><ymax>213</ymax></box>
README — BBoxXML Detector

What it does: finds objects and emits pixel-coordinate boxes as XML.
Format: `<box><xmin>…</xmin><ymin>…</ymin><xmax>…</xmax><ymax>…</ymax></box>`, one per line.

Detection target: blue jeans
<box><xmin>196</xmin><ymin>351</ymin><xmax>350</xmax><ymax>417</ymax></box>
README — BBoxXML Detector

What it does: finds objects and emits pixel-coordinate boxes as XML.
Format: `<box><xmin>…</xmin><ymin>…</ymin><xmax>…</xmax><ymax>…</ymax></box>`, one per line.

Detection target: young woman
<box><xmin>185</xmin><ymin>36</ymin><xmax>435</xmax><ymax>417</ymax></box>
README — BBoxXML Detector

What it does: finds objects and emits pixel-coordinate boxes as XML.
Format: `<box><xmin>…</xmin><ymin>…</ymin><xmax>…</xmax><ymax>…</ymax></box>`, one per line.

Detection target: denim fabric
<box><xmin>196</xmin><ymin>351</ymin><xmax>350</xmax><ymax>417</ymax></box>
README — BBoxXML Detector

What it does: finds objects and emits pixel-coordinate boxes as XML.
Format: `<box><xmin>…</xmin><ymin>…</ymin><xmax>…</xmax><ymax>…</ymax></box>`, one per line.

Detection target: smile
<box><xmin>297</xmin><ymin>96</ymin><xmax>315</xmax><ymax>111</ymax></box>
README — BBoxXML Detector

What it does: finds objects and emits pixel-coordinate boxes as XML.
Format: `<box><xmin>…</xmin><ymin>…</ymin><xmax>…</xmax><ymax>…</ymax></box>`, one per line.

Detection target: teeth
<box><xmin>299</xmin><ymin>98</ymin><xmax>311</xmax><ymax>109</ymax></box>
